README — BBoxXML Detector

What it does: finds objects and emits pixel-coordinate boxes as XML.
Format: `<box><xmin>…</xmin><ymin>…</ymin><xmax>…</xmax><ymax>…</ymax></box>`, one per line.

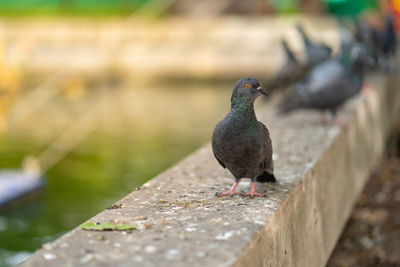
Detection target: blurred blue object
<box><xmin>0</xmin><ymin>170</ymin><xmax>43</xmax><ymax>207</ymax></box>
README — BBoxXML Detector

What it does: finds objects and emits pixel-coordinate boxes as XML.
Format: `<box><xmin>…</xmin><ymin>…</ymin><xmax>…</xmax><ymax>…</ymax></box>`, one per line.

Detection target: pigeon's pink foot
<box><xmin>361</xmin><ymin>85</ymin><xmax>373</xmax><ymax>96</ymax></box>
<box><xmin>242</xmin><ymin>191</ymin><xmax>263</xmax><ymax>197</ymax></box>
<box><xmin>242</xmin><ymin>182</ymin><xmax>264</xmax><ymax>197</ymax></box>
<box><xmin>218</xmin><ymin>182</ymin><xmax>240</xmax><ymax>197</ymax></box>
<box><xmin>334</xmin><ymin>116</ymin><xmax>347</xmax><ymax>128</ymax></box>
<box><xmin>320</xmin><ymin>111</ymin><xmax>331</xmax><ymax>125</ymax></box>
<box><xmin>218</xmin><ymin>190</ymin><xmax>240</xmax><ymax>197</ymax></box>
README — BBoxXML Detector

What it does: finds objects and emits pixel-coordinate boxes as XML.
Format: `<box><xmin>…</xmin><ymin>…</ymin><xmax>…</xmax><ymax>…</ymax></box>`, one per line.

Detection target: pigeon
<box><xmin>371</xmin><ymin>15</ymin><xmax>397</xmax><ymax>70</ymax></box>
<box><xmin>354</xmin><ymin>19</ymin><xmax>379</xmax><ymax>69</ymax></box>
<box><xmin>212</xmin><ymin>78</ymin><xmax>275</xmax><ymax>197</ymax></box>
<box><xmin>277</xmin><ymin>42</ymin><xmax>369</xmax><ymax>121</ymax></box>
<box><xmin>267</xmin><ymin>38</ymin><xmax>307</xmax><ymax>91</ymax></box>
<box><xmin>297</xmin><ymin>24</ymin><xmax>332</xmax><ymax>67</ymax></box>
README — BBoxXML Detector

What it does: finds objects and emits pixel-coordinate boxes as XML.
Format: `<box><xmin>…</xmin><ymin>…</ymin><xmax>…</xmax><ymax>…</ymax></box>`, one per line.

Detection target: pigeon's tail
<box><xmin>281</xmin><ymin>38</ymin><xmax>297</xmax><ymax>62</ymax></box>
<box><xmin>296</xmin><ymin>24</ymin><xmax>310</xmax><ymax>45</ymax></box>
<box><xmin>256</xmin><ymin>171</ymin><xmax>276</xmax><ymax>183</ymax></box>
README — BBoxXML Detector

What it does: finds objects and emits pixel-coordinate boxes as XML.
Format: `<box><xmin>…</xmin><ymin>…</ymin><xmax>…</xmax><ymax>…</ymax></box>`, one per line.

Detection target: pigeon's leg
<box><xmin>334</xmin><ymin>116</ymin><xmax>346</xmax><ymax>127</ymax></box>
<box><xmin>242</xmin><ymin>178</ymin><xmax>263</xmax><ymax>197</ymax></box>
<box><xmin>320</xmin><ymin>110</ymin><xmax>331</xmax><ymax>125</ymax></box>
<box><xmin>361</xmin><ymin>84</ymin><xmax>373</xmax><ymax>96</ymax></box>
<box><xmin>330</xmin><ymin>110</ymin><xmax>347</xmax><ymax>127</ymax></box>
<box><xmin>218</xmin><ymin>179</ymin><xmax>241</xmax><ymax>197</ymax></box>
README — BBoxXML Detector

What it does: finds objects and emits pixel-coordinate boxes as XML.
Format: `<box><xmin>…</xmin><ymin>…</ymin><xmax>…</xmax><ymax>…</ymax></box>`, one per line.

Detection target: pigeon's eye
<box><xmin>245</xmin><ymin>84</ymin><xmax>251</xmax><ymax>89</ymax></box>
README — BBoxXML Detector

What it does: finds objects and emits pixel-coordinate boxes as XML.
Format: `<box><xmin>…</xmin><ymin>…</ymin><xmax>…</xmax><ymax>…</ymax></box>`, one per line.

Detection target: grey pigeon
<box><xmin>267</xmin><ymin>38</ymin><xmax>308</xmax><ymax>91</ymax></box>
<box><xmin>354</xmin><ymin>19</ymin><xmax>379</xmax><ymax>69</ymax></box>
<box><xmin>297</xmin><ymin>24</ymin><xmax>332</xmax><ymax>67</ymax></box>
<box><xmin>212</xmin><ymin>78</ymin><xmax>275</xmax><ymax>197</ymax></box>
<box><xmin>277</xmin><ymin>42</ymin><xmax>369</xmax><ymax>120</ymax></box>
<box><xmin>371</xmin><ymin>15</ymin><xmax>397</xmax><ymax>70</ymax></box>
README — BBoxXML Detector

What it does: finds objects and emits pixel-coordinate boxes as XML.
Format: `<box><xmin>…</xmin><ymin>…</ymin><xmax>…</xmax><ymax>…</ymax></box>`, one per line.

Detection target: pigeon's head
<box><xmin>350</xmin><ymin>42</ymin><xmax>374</xmax><ymax>71</ymax></box>
<box><xmin>231</xmin><ymin>77</ymin><xmax>268</xmax><ymax>104</ymax></box>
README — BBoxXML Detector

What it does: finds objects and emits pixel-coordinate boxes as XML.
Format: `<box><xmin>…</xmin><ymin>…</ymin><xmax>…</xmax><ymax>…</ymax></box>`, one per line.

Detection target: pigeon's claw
<box><xmin>242</xmin><ymin>181</ymin><xmax>264</xmax><ymax>198</ymax></box>
<box><xmin>361</xmin><ymin>85</ymin><xmax>373</xmax><ymax>96</ymax></box>
<box><xmin>242</xmin><ymin>191</ymin><xmax>263</xmax><ymax>198</ymax></box>
<box><xmin>217</xmin><ymin>181</ymin><xmax>240</xmax><ymax>197</ymax></box>
<box><xmin>334</xmin><ymin>116</ymin><xmax>347</xmax><ymax>128</ymax></box>
<box><xmin>320</xmin><ymin>111</ymin><xmax>331</xmax><ymax>125</ymax></box>
<box><xmin>218</xmin><ymin>190</ymin><xmax>240</xmax><ymax>197</ymax></box>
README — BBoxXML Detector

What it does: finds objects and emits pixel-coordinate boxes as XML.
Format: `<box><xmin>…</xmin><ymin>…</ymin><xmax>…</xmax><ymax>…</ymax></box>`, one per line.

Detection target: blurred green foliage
<box><xmin>0</xmin><ymin>0</ymin><xmax>149</xmax><ymax>16</ymax></box>
<box><xmin>269</xmin><ymin>0</ymin><xmax>299</xmax><ymax>14</ymax></box>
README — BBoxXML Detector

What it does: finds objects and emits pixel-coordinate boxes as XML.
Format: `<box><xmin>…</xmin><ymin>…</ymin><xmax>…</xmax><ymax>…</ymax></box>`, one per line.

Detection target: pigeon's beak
<box><xmin>257</xmin><ymin>86</ymin><xmax>269</xmax><ymax>96</ymax></box>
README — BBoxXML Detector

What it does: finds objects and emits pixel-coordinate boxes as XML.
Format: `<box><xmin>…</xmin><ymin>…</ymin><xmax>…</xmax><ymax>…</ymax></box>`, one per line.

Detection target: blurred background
<box><xmin>0</xmin><ymin>0</ymin><xmax>398</xmax><ymax>266</ymax></box>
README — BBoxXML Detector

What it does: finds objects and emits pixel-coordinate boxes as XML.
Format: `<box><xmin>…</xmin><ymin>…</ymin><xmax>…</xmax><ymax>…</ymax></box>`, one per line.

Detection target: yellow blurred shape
<box><xmin>62</xmin><ymin>77</ymin><xmax>87</xmax><ymax>100</ymax></box>
<box><xmin>393</xmin><ymin>0</ymin><xmax>400</xmax><ymax>11</ymax></box>
<box><xmin>0</xmin><ymin>37</ymin><xmax>21</xmax><ymax>93</ymax></box>
<box><xmin>22</xmin><ymin>155</ymin><xmax>41</xmax><ymax>176</ymax></box>
<box><xmin>0</xmin><ymin>65</ymin><xmax>21</xmax><ymax>93</ymax></box>
<box><xmin>0</xmin><ymin>112</ymin><xmax>6</xmax><ymax>132</ymax></box>
<box><xmin>0</xmin><ymin>36</ymin><xmax>22</xmax><ymax>133</ymax></box>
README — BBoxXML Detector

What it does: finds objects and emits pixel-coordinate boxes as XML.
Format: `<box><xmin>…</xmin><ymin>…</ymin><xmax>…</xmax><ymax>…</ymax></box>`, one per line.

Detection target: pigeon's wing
<box><xmin>257</xmin><ymin>122</ymin><xmax>273</xmax><ymax>174</ymax></box>
<box><xmin>212</xmin><ymin>150</ymin><xmax>226</xmax><ymax>169</ymax></box>
<box><xmin>306</xmin><ymin>75</ymin><xmax>356</xmax><ymax>111</ymax></box>
<box><xmin>307</xmin><ymin>60</ymin><xmax>344</xmax><ymax>93</ymax></box>
<box><xmin>211</xmin><ymin>133</ymin><xmax>226</xmax><ymax>169</ymax></box>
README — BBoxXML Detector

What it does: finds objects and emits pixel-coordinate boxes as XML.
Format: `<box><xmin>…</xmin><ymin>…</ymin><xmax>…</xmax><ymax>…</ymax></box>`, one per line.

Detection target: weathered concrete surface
<box><xmin>20</xmin><ymin>73</ymin><xmax>400</xmax><ymax>267</ymax></box>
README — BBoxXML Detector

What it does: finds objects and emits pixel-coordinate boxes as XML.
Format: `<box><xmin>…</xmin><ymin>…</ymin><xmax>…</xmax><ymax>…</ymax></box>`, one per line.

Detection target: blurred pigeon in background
<box><xmin>371</xmin><ymin>14</ymin><xmax>397</xmax><ymax>71</ymax></box>
<box><xmin>354</xmin><ymin>19</ymin><xmax>379</xmax><ymax>70</ymax></box>
<box><xmin>267</xmin><ymin>38</ymin><xmax>307</xmax><ymax>91</ymax></box>
<box><xmin>297</xmin><ymin>24</ymin><xmax>332</xmax><ymax>68</ymax></box>
<box><xmin>277</xmin><ymin>42</ymin><xmax>370</xmax><ymax>124</ymax></box>
<box><xmin>212</xmin><ymin>78</ymin><xmax>275</xmax><ymax>197</ymax></box>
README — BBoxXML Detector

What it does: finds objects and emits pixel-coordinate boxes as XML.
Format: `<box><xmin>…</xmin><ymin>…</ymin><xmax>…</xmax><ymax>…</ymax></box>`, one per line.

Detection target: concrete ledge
<box><xmin>21</xmin><ymin>73</ymin><xmax>400</xmax><ymax>267</ymax></box>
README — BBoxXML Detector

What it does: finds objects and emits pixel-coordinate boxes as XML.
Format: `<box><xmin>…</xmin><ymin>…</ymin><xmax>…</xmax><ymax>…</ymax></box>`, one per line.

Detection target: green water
<box><xmin>0</xmin><ymin>82</ymin><xmax>233</xmax><ymax>266</ymax></box>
